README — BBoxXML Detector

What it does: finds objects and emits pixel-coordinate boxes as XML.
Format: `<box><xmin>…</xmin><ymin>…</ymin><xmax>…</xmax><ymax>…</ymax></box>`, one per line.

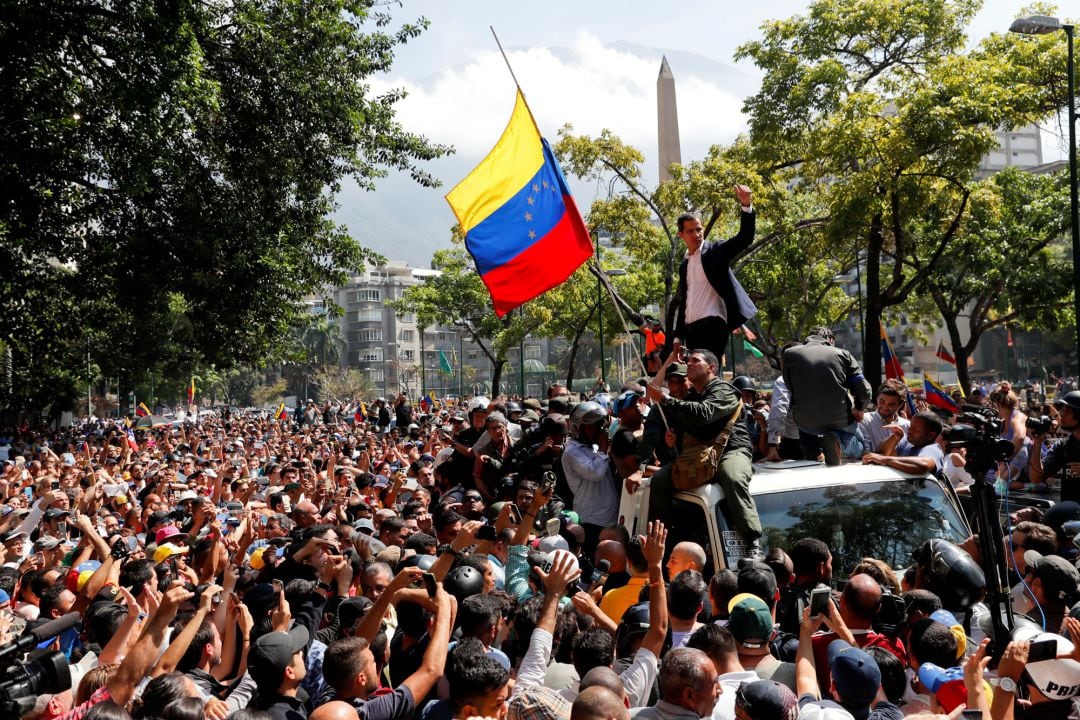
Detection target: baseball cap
<box><xmin>43</xmin><ymin>508</ymin><xmax>70</xmax><ymax>521</ymax></box>
<box><xmin>737</xmin><ymin>559</ymin><xmax>778</xmax><ymax>604</ymax></box>
<box><xmin>796</xmin><ymin>700</ymin><xmax>855</xmax><ymax>720</ymax></box>
<box><xmin>1012</xmin><ymin>628</ymin><xmax>1080</xmax><ymax>699</ymax></box>
<box><xmin>613</xmin><ymin>391</ymin><xmax>642</xmax><ymax>415</ymax></box>
<box><xmin>250</xmin><ymin>626</ymin><xmax>309</xmax><ymax>692</ymax></box>
<box><xmin>735</xmin><ymin>680</ymin><xmax>797</xmax><ymax>720</ymax></box>
<box><xmin>827</xmin><ymin>639</ymin><xmax>880</xmax><ymax>707</ymax></box>
<box><xmin>353</xmin><ymin>518</ymin><xmax>376</xmax><ymax>535</ymax></box>
<box><xmin>2</xmin><ymin>529</ymin><xmax>27</xmax><ymax>544</ymax></box>
<box><xmin>33</xmin><ymin>536</ymin><xmax>61</xmax><ymax>552</ymax></box>
<box><xmin>519</xmin><ymin>409</ymin><xmax>541</xmax><ymax>424</ymax></box>
<box><xmin>538</xmin><ymin>534</ymin><xmax>570</xmax><ymax>554</ymax></box>
<box><xmin>1025</xmin><ymin>550</ymin><xmax>1080</xmax><ymax>602</ymax></box>
<box><xmin>153</xmin><ymin>542</ymin><xmax>190</xmax><ymax>564</ymax></box>
<box><xmin>664</xmin><ymin>362</ymin><xmax>688</xmax><ymax>379</ymax></box>
<box><xmin>726</xmin><ymin>594</ymin><xmax>774</xmax><ymax>650</ymax></box>
<box><xmin>146</xmin><ymin>511</ymin><xmax>171</xmax><ymax>529</ymax></box>
<box><xmin>177</xmin><ymin>490</ymin><xmax>200</xmax><ymax>503</ymax></box>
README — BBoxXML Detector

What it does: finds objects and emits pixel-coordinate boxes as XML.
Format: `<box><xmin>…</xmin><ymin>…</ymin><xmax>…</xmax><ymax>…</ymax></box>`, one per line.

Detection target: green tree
<box><xmin>394</xmin><ymin>239</ymin><xmax>541</xmax><ymax>395</ymax></box>
<box><xmin>554</xmin><ymin>130</ymin><xmax>842</xmax><ymax>367</ymax></box>
<box><xmin>302</xmin><ymin>316</ymin><xmax>347</xmax><ymax>368</ymax></box>
<box><xmin>0</xmin><ymin>0</ymin><xmax>450</xmax><ymax>417</ymax></box>
<box><xmin>923</xmin><ymin>168</ymin><xmax>1072</xmax><ymax>392</ymax></box>
<box><xmin>310</xmin><ymin>365</ymin><xmax>374</xmax><ymax>402</ymax></box>
<box><xmin>735</xmin><ymin>0</ymin><xmax>1071</xmax><ymax>388</ymax></box>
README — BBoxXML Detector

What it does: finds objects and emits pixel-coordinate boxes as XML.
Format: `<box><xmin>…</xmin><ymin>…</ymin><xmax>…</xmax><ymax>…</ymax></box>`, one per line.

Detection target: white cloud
<box><xmin>368</xmin><ymin>32</ymin><xmax>749</xmax><ymax>167</ymax></box>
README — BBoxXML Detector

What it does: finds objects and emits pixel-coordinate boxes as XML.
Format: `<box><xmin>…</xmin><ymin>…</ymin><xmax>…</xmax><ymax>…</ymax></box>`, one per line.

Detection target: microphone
<box><xmin>0</xmin><ymin>611</ymin><xmax>81</xmax><ymax>660</ymax></box>
<box><xmin>589</xmin><ymin>559</ymin><xmax>611</xmax><ymax>592</ymax></box>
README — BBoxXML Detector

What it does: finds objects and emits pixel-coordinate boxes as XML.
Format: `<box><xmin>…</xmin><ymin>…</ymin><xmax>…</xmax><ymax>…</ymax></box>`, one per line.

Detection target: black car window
<box><xmin>755</xmin><ymin>477</ymin><xmax>968</xmax><ymax>579</ymax></box>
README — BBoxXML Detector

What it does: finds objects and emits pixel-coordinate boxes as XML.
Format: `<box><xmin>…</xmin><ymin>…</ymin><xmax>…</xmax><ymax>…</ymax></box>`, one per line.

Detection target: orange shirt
<box><xmin>643</xmin><ymin>328</ymin><xmax>666</xmax><ymax>355</ymax></box>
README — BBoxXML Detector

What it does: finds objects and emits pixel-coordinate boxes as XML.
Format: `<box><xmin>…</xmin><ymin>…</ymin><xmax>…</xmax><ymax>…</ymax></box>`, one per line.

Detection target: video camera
<box><xmin>942</xmin><ymin>404</ymin><xmax>1015</xmax><ymax>480</ymax></box>
<box><xmin>940</xmin><ymin>404</ymin><xmax>1015</xmax><ymax>661</ymax></box>
<box><xmin>0</xmin><ymin>612</ymin><xmax>77</xmax><ymax>716</ymax></box>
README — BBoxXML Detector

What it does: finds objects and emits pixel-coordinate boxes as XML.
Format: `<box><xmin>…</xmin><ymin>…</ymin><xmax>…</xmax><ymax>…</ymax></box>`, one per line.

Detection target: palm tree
<box><xmin>302</xmin><ymin>316</ymin><xmax>346</xmax><ymax>367</ymax></box>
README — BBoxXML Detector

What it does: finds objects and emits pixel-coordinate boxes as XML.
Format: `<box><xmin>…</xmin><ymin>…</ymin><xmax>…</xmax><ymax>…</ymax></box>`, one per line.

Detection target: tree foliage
<box><xmin>393</xmin><ymin>237</ymin><xmax>542</xmax><ymax>395</ymax></box>
<box><xmin>925</xmin><ymin>168</ymin><xmax>1072</xmax><ymax>391</ymax></box>
<box><xmin>0</xmin><ymin>0</ymin><xmax>450</xmax><ymax>417</ymax></box>
<box><xmin>735</xmin><ymin>0</ymin><xmax>1071</xmax><ymax>387</ymax></box>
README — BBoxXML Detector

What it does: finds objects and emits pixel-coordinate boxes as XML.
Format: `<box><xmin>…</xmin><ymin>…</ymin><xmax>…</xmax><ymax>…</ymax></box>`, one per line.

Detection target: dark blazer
<box><xmin>665</xmin><ymin>210</ymin><xmax>758</xmax><ymax>344</ymax></box>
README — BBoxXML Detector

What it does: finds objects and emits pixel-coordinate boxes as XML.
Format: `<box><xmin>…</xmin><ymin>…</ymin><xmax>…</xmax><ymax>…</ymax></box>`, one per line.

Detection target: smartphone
<box><xmin>545</xmin><ymin>517</ymin><xmax>561</xmax><ymax>537</ymax></box>
<box><xmin>508</xmin><ymin>504</ymin><xmax>522</xmax><ymax>525</ymax></box>
<box><xmin>422</xmin><ymin>572</ymin><xmax>438</xmax><ymax>598</ymax></box>
<box><xmin>50</xmin><ymin>480</ymin><xmax>60</xmax><ymax>490</ymax></box>
<box><xmin>57</xmin><ymin>521</ymin><xmax>68</xmax><ymax>538</ymax></box>
<box><xmin>961</xmin><ymin>711</ymin><xmax>983</xmax><ymax>720</ymax></box>
<box><xmin>809</xmin><ymin>587</ymin><xmax>831</xmax><ymax>618</ymax></box>
<box><xmin>678</xmin><ymin>346</ymin><xmax>690</xmax><ymax>361</ymax></box>
<box><xmin>125</xmin><ymin>536</ymin><xmax>138</xmax><ymax>552</ymax></box>
<box><xmin>1028</xmin><ymin>638</ymin><xmax>1058</xmax><ymax>663</ymax></box>
<box><xmin>271</xmin><ymin>579</ymin><xmax>283</xmax><ymax>594</ymax></box>
<box><xmin>476</xmin><ymin>524</ymin><xmax>498</xmax><ymax>542</ymax></box>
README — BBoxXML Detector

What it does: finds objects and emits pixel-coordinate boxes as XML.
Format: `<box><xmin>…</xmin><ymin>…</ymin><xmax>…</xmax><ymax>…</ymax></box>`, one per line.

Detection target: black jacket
<box><xmin>666</xmin><ymin>210</ymin><xmax>758</xmax><ymax>344</ymax></box>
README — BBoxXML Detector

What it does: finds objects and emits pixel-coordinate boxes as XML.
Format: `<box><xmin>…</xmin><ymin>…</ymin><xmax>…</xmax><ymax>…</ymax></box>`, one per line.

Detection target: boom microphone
<box><xmin>0</xmin><ymin>612</ymin><xmax>81</xmax><ymax>660</ymax></box>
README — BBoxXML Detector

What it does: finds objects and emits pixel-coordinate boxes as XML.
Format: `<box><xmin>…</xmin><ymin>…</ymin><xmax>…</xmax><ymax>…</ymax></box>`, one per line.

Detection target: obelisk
<box><xmin>657</xmin><ymin>56</ymin><xmax>682</xmax><ymax>184</ymax></box>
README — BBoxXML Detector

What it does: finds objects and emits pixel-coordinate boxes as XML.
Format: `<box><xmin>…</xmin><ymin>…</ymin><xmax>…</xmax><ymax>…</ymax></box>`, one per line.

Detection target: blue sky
<box><xmin>338</xmin><ymin>1</ymin><xmax>1072</xmax><ymax>265</ymax></box>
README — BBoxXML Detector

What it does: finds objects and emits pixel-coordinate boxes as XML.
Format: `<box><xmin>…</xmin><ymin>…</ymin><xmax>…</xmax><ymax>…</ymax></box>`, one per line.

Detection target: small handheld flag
<box><xmin>126</xmin><ymin>427</ymin><xmax>139</xmax><ymax>452</ymax></box>
<box><xmin>275</xmin><ymin>402</ymin><xmax>287</xmax><ymax>421</ymax></box>
<box><xmin>445</xmin><ymin>91</ymin><xmax>593</xmax><ymax>317</ymax></box>
<box><xmin>935</xmin><ymin>341</ymin><xmax>957</xmax><ymax>366</ymax></box>
<box><xmin>924</xmin><ymin>375</ymin><xmax>960</xmax><ymax>414</ymax></box>
<box><xmin>187</xmin><ymin>378</ymin><xmax>196</xmax><ymax>406</ymax></box>
<box><xmin>880</xmin><ymin>325</ymin><xmax>905</xmax><ymax>380</ymax></box>
<box><xmin>135</xmin><ymin>402</ymin><xmax>151</xmax><ymax>418</ymax></box>
<box><xmin>439</xmin><ymin>350</ymin><xmax>454</xmax><ymax>374</ymax></box>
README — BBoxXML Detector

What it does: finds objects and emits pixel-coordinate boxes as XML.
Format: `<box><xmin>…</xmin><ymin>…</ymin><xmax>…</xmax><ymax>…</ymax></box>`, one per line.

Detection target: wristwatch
<box><xmin>997</xmin><ymin>677</ymin><xmax>1017</xmax><ymax>694</ymax></box>
<box><xmin>315</xmin><ymin>581</ymin><xmax>333</xmax><ymax>593</ymax></box>
<box><xmin>437</xmin><ymin>543</ymin><xmax>459</xmax><ymax>558</ymax></box>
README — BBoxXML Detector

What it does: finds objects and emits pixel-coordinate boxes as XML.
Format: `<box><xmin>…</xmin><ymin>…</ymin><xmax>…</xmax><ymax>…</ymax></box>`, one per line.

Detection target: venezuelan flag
<box><xmin>187</xmin><ymin>378</ymin><xmax>196</xmax><ymax>406</ymax></box>
<box><xmin>446</xmin><ymin>91</ymin><xmax>593</xmax><ymax>317</ymax></box>
<box><xmin>879</xmin><ymin>325</ymin><xmax>904</xmax><ymax>381</ymax></box>
<box><xmin>275</xmin><ymin>402</ymin><xmax>288</xmax><ymax>420</ymax></box>
<box><xmin>924</xmin><ymin>375</ymin><xmax>960</xmax><ymax>414</ymax></box>
<box><xmin>136</xmin><ymin>402</ymin><xmax>151</xmax><ymax>417</ymax></box>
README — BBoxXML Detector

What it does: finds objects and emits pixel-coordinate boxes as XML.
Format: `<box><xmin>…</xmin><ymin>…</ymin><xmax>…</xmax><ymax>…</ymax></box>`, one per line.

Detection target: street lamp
<box><xmin>1010</xmin><ymin>14</ymin><xmax>1079</xmax><ymax>373</ymax></box>
<box><xmin>597</xmin><ymin>268</ymin><xmax>627</xmax><ymax>388</ymax></box>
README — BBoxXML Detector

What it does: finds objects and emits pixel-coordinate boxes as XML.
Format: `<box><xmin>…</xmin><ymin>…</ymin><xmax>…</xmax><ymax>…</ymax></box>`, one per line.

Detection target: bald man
<box><xmin>579</xmin><ymin>667</ymin><xmax>627</xmax><ymax>703</ymax></box>
<box><xmin>809</xmin><ymin>572</ymin><xmax>906</xmax><ymax>691</ymax></box>
<box><xmin>666</xmin><ymin>541</ymin><xmax>706</xmax><ymax>581</ymax></box>
<box><xmin>594</xmin><ymin>540</ymin><xmax>629</xmax><ymax>594</ymax></box>
<box><xmin>311</xmin><ymin>701</ymin><xmax>359</xmax><ymax>720</ymax></box>
<box><xmin>572</xmin><ymin>686</ymin><xmax>630</xmax><ymax>720</ymax></box>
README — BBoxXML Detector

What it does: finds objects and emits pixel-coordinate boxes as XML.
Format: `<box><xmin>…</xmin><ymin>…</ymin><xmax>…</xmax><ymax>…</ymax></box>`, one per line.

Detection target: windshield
<box><xmin>755</xmin><ymin>477</ymin><xmax>969</xmax><ymax>579</ymax></box>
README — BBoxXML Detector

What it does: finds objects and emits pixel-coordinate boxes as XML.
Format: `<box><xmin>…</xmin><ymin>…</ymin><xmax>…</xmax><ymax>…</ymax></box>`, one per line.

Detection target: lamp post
<box><xmin>1010</xmin><ymin>14</ymin><xmax>1079</xmax><ymax>373</ymax></box>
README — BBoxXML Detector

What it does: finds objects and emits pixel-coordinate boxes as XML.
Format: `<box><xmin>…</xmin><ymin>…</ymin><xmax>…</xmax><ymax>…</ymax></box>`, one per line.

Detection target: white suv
<box><xmin>618</xmin><ymin>459</ymin><xmax>972</xmax><ymax>576</ymax></box>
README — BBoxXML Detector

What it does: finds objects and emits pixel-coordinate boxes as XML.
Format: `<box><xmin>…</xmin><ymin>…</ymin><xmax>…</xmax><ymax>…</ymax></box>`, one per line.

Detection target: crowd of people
<box><xmin>2</xmin><ymin>337</ymin><xmax>1080</xmax><ymax>720</ymax></box>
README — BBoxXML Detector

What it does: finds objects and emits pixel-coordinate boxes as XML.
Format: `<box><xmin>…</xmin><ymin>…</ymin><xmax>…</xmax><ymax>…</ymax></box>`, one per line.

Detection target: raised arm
<box><xmin>638</xmin><ymin>521</ymin><xmax>669</xmax><ymax>658</ymax></box>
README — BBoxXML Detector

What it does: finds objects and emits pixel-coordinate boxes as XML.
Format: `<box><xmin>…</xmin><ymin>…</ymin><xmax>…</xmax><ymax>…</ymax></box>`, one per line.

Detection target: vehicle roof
<box><xmin>679</xmin><ymin>459</ymin><xmax>931</xmax><ymax>504</ymax></box>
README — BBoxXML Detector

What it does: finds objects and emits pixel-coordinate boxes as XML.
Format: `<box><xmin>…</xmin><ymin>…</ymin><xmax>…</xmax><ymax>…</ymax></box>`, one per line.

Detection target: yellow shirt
<box><xmin>599</xmin><ymin>576</ymin><xmax>649</xmax><ymax>623</ymax></box>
